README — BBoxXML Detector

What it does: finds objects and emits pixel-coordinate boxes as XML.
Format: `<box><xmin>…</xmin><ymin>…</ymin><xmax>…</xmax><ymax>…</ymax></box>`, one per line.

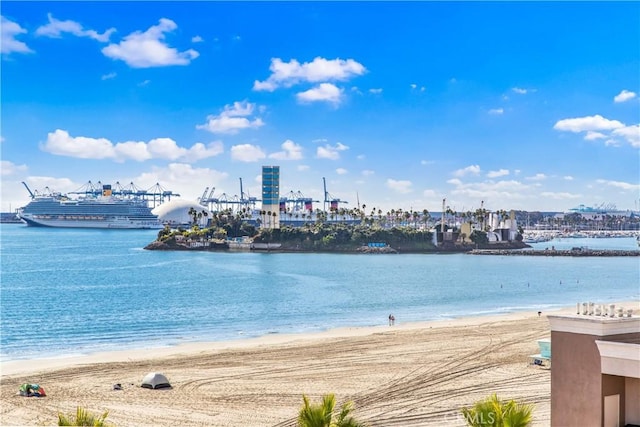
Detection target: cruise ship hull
<box><xmin>19</xmin><ymin>215</ymin><xmax>163</xmax><ymax>229</ymax></box>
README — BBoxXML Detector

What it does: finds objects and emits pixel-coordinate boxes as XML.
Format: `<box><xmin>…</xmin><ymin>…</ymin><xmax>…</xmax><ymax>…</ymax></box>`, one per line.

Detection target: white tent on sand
<box><xmin>141</xmin><ymin>372</ymin><xmax>172</xmax><ymax>389</ymax></box>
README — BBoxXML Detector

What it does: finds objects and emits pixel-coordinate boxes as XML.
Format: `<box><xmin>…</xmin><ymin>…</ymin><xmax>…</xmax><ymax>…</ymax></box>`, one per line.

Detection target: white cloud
<box><xmin>102</xmin><ymin>18</ymin><xmax>199</xmax><ymax>68</ymax></box>
<box><xmin>134</xmin><ymin>163</ymin><xmax>228</xmax><ymax>201</ymax></box>
<box><xmin>230</xmin><ymin>144</ymin><xmax>266</xmax><ymax>162</ymax></box>
<box><xmin>369</xmin><ymin>88</ymin><xmax>383</xmax><ymax>94</ymax></box>
<box><xmin>269</xmin><ymin>139</ymin><xmax>303</xmax><ymax>160</ymax></box>
<box><xmin>584</xmin><ymin>131</ymin><xmax>607</xmax><ymax>140</ymax></box>
<box><xmin>1</xmin><ymin>160</ymin><xmax>28</xmax><ymax>176</ymax></box>
<box><xmin>1</xmin><ymin>16</ymin><xmax>33</xmax><ymax>54</ymax></box>
<box><xmin>253</xmin><ymin>56</ymin><xmax>366</xmax><ymax>91</ymax></box>
<box><xmin>36</xmin><ymin>13</ymin><xmax>115</xmax><ymax>42</ymax></box>
<box><xmin>447</xmin><ymin>179</ymin><xmax>537</xmax><ymax>201</ymax></box>
<box><xmin>421</xmin><ymin>159</ymin><xmax>435</xmax><ymax>165</ymax></box>
<box><xmin>612</xmin><ymin>124</ymin><xmax>640</xmax><ymax>148</ymax></box>
<box><xmin>146</xmin><ymin>138</ymin><xmax>223</xmax><ymax>162</ymax></box>
<box><xmin>386</xmin><ymin>179</ymin><xmax>413</xmax><ymax>194</ymax></box>
<box><xmin>564</xmin><ymin>176</ymin><xmax>574</xmax><ymax>181</ymax></box>
<box><xmin>197</xmin><ymin>101</ymin><xmax>265</xmax><ymax>134</ymax></box>
<box><xmin>361</xmin><ymin>169</ymin><xmax>374</xmax><ymax>176</ymax></box>
<box><xmin>596</xmin><ymin>179</ymin><xmax>640</xmax><ymax>191</ymax></box>
<box><xmin>101</xmin><ymin>72</ymin><xmax>117</xmax><ymax>80</ymax></box>
<box><xmin>316</xmin><ymin>142</ymin><xmax>349</xmax><ymax>160</ymax></box>
<box><xmin>488</xmin><ymin>108</ymin><xmax>504</xmax><ymax>115</ymax></box>
<box><xmin>296</xmin><ymin>83</ymin><xmax>343</xmax><ymax>105</ymax></box>
<box><xmin>553</xmin><ymin>114</ymin><xmax>624</xmax><ymax>132</ymax></box>
<box><xmin>487</xmin><ymin>169</ymin><xmax>509</xmax><ymax>178</ymax></box>
<box><xmin>41</xmin><ymin>129</ymin><xmax>223</xmax><ymax>162</ymax></box>
<box><xmin>512</xmin><ymin>87</ymin><xmax>528</xmax><ymax>94</ymax></box>
<box><xmin>423</xmin><ymin>189</ymin><xmax>438</xmax><ymax>198</ymax></box>
<box><xmin>43</xmin><ymin>129</ymin><xmax>114</xmax><ymax>159</ymax></box>
<box><xmin>605</xmin><ymin>139</ymin><xmax>620</xmax><ymax>147</ymax></box>
<box><xmin>336</xmin><ymin>168</ymin><xmax>348</xmax><ymax>175</ymax></box>
<box><xmin>526</xmin><ymin>173</ymin><xmax>547</xmax><ymax>181</ymax></box>
<box><xmin>191</xmin><ymin>35</ymin><xmax>203</xmax><ymax>43</ymax></box>
<box><xmin>539</xmin><ymin>191</ymin><xmax>582</xmax><ymax>200</ymax></box>
<box><xmin>555</xmin><ymin>115</ymin><xmax>638</xmax><ymax>148</ymax></box>
<box><xmin>297</xmin><ymin>165</ymin><xmax>310</xmax><ymax>171</ymax></box>
<box><xmin>453</xmin><ymin>165</ymin><xmax>481</xmax><ymax>177</ymax></box>
<box><xmin>614</xmin><ymin>90</ymin><xmax>637</xmax><ymax>103</ymax></box>
<box><xmin>24</xmin><ymin>176</ymin><xmax>77</xmax><ymax>193</ymax></box>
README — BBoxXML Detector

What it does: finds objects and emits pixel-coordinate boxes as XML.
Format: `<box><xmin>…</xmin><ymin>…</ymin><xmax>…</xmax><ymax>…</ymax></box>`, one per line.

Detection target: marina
<box><xmin>470</xmin><ymin>248</ymin><xmax>640</xmax><ymax>256</ymax></box>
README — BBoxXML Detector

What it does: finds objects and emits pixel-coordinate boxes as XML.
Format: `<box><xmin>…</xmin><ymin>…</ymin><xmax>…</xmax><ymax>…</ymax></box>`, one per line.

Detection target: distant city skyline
<box><xmin>2</xmin><ymin>2</ymin><xmax>639</xmax><ymax>214</ymax></box>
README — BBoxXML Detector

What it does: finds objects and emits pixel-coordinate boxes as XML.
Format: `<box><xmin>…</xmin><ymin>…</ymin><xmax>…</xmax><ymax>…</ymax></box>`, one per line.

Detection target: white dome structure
<box><xmin>152</xmin><ymin>199</ymin><xmax>211</xmax><ymax>226</ymax></box>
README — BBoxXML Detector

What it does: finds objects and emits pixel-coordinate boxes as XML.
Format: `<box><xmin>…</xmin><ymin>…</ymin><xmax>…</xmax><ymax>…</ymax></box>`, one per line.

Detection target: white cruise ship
<box><xmin>17</xmin><ymin>183</ymin><xmax>163</xmax><ymax>229</ymax></box>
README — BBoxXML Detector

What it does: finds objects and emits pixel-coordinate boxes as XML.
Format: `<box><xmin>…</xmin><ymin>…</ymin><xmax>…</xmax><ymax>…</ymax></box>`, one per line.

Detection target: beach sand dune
<box><xmin>1</xmin><ymin>312</ymin><xmax>555</xmax><ymax>426</ymax></box>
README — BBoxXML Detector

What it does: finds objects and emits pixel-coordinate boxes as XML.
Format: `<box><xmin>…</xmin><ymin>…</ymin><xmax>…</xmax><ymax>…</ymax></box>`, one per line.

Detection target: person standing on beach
<box><xmin>389</xmin><ymin>314</ymin><xmax>395</xmax><ymax>326</ymax></box>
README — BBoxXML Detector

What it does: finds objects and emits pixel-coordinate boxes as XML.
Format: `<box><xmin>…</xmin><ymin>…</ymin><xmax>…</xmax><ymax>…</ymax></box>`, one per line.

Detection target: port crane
<box><xmin>323</xmin><ymin>177</ymin><xmax>348</xmax><ymax>212</ymax></box>
<box><xmin>279</xmin><ymin>190</ymin><xmax>319</xmax><ymax>214</ymax></box>
<box><xmin>67</xmin><ymin>180</ymin><xmax>179</xmax><ymax>207</ymax></box>
<box><xmin>198</xmin><ymin>179</ymin><xmax>259</xmax><ymax>213</ymax></box>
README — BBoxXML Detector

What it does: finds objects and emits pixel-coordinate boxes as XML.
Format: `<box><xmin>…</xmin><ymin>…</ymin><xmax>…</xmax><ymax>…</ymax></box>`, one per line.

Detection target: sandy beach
<box><xmin>1</xmin><ymin>301</ymin><xmax>637</xmax><ymax>427</ymax></box>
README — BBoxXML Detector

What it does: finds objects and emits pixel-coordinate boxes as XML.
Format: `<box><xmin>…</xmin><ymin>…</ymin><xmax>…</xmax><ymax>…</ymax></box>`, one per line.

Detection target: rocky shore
<box><xmin>144</xmin><ymin>240</ymin><xmax>229</xmax><ymax>251</ymax></box>
<box><xmin>145</xmin><ymin>238</ymin><xmax>532</xmax><ymax>254</ymax></box>
<box><xmin>469</xmin><ymin>248</ymin><xmax>640</xmax><ymax>257</ymax></box>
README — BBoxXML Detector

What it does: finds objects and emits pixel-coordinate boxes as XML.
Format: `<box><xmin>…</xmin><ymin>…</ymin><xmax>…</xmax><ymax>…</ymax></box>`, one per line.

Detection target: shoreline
<box><xmin>1</xmin><ymin>299</ymin><xmax>638</xmax><ymax>426</ymax></box>
<box><xmin>3</xmin><ymin>300</ymin><xmax>637</xmax><ymax>378</ymax></box>
<box><xmin>0</xmin><ymin>306</ymin><xmax>560</xmax><ymax>377</ymax></box>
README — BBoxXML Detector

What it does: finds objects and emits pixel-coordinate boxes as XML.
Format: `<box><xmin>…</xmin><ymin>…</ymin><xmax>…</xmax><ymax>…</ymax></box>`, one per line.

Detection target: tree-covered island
<box><xmin>144</xmin><ymin>208</ymin><xmax>529</xmax><ymax>253</ymax></box>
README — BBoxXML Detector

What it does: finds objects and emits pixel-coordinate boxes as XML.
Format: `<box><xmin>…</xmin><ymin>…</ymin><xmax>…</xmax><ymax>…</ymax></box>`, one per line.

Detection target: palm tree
<box><xmin>297</xmin><ymin>394</ymin><xmax>366</xmax><ymax>427</ymax></box>
<box><xmin>188</xmin><ymin>207</ymin><xmax>197</xmax><ymax>225</ymax></box>
<box><xmin>58</xmin><ymin>407</ymin><xmax>111</xmax><ymax>426</ymax></box>
<box><xmin>461</xmin><ymin>393</ymin><xmax>533</xmax><ymax>427</ymax></box>
<box><xmin>422</xmin><ymin>209</ymin><xmax>430</xmax><ymax>229</ymax></box>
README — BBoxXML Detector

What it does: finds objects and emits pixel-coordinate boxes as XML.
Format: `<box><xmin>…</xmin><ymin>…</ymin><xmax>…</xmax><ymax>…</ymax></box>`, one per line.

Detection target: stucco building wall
<box><xmin>549</xmin><ymin>314</ymin><xmax>640</xmax><ymax>427</ymax></box>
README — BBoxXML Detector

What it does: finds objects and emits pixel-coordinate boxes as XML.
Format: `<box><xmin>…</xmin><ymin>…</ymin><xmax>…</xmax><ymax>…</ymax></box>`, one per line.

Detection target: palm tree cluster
<box><xmin>461</xmin><ymin>393</ymin><xmax>534</xmax><ymax>427</ymax></box>
<box><xmin>58</xmin><ymin>407</ymin><xmax>111</xmax><ymax>426</ymax></box>
<box><xmin>158</xmin><ymin>208</ymin><xmax>258</xmax><ymax>243</ymax></box>
<box><xmin>298</xmin><ymin>394</ymin><xmax>366</xmax><ymax>427</ymax></box>
<box><xmin>253</xmin><ymin>221</ymin><xmax>435</xmax><ymax>251</ymax></box>
<box><xmin>155</xmin><ymin>203</ymin><xmax>541</xmax><ymax>250</ymax></box>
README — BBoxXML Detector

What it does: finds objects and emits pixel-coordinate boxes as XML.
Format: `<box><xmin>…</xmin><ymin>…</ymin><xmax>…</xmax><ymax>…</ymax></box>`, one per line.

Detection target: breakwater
<box><xmin>469</xmin><ymin>248</ymin><xmax>640</xmax><ymax>257</ymax></box>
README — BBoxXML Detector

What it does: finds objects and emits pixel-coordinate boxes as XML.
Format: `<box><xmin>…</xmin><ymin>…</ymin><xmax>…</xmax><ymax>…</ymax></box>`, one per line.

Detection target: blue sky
<box><xmin>2</xmin><ymin>1</ymin><xmax>639</xmax><ymax>214</ymax></box>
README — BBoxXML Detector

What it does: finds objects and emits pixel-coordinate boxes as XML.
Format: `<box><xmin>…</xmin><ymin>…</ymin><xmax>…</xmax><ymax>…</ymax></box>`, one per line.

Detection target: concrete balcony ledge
<box><xmin>549</xmin><ymin>313</ymin><xmax>640</xmax><ymax>336</ymax></box>
<box><xmin>596</xmin><ymin>340</ymin><xmax>640</xmax><ymax>378</ymax></box>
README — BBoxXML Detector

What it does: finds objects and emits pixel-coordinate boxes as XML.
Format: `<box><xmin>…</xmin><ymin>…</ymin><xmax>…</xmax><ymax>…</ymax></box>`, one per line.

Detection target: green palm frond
<box><xmin>504</xmin><ymin>401</ymin><xmax>534</xmax><ymax>427</ymax></box>
<box><xmin>461</xmin><ymin>394</ymin><xmax>533</xmax><ymax>427</ymax></box>
<box><xmin>298</xmin><ymin>394</ymin><xmax>366</xmax><ymax>427</ymax></box>
<box><xmin>57</xmin><ymin>407</ymin><xmax>111</xmax><ymax>426</ymax></box>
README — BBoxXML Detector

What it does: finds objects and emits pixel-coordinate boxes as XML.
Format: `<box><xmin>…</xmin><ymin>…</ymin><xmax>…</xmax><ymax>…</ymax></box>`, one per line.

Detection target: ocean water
<box><xmin>1</xmin><ymin>224</ymin><xmax>638</xmax><ymax>362</ymax></box>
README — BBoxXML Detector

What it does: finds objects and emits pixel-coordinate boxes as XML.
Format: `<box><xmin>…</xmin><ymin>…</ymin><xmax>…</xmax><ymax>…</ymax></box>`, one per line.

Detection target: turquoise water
<box><xmin>1</xmin><ymin>224</ymin><xmax>638</xmax><ymax>362</ymax></box>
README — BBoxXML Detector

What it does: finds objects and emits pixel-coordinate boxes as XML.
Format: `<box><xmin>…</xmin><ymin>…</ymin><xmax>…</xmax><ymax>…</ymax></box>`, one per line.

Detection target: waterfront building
<box><xmin>549</xmin><ymin>307</ymin><xmax>640</xmax><ymax>426</ymax></box>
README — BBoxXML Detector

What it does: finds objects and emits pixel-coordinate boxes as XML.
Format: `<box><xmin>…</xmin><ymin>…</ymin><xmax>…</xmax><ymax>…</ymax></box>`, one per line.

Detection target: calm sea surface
<box><xmin>1</xmin><ymin>224</ymin><xmax>638</xmax><ymax>362</ymax></box>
